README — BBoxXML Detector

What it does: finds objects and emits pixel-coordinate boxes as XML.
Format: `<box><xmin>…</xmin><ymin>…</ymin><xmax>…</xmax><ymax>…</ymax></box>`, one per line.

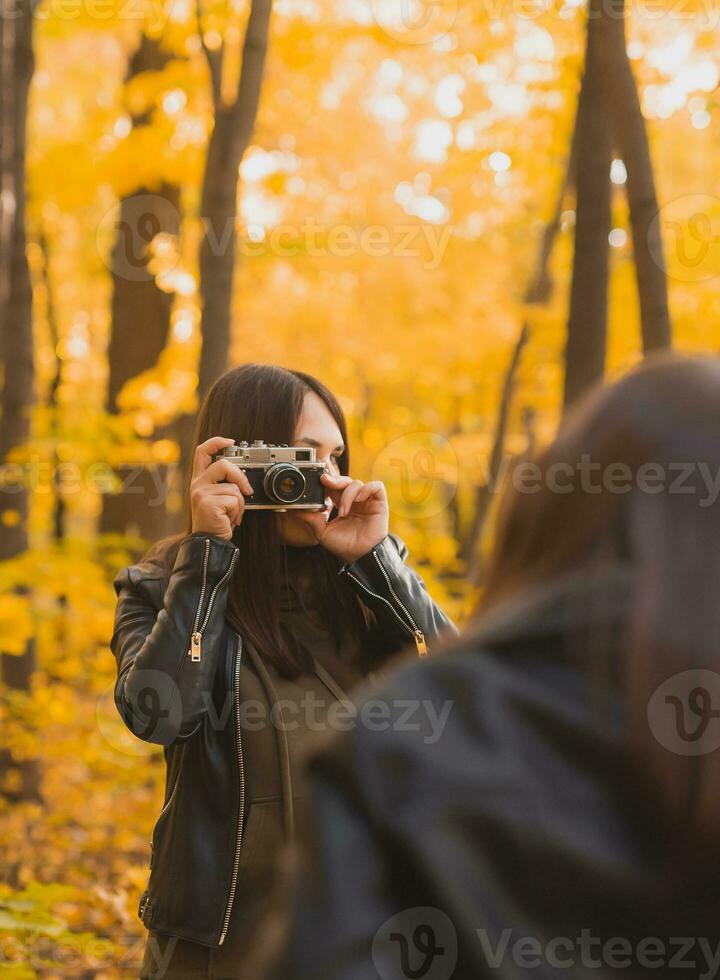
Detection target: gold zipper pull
<box><xmin>414</xmin><ymin>630</ymin><xmax>428</xmax><ymax>657</ymax></box>
<box><xmin>190</xmin><ymin>632</ymin><xmax>202</xmax><ymax>662</ymax></box>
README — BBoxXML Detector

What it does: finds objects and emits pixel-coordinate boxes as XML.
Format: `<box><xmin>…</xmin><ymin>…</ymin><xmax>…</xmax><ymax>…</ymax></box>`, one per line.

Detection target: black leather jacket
<box><xmin>110</xmin><ymin>531</ymin><xmax>454</xmax><ymax>947</ymax></box>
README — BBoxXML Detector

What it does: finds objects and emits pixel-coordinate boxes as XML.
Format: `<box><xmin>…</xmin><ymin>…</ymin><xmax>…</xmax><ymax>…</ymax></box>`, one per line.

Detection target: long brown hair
<box><xmin>153</xmin><ymin>363</ymin><xmax>371</xmax><ymax>677</ymax></box>
<box><xmin>479</xmin><ymin>353</ymin><xmax>720</xmax><ymax>847</ymax></box>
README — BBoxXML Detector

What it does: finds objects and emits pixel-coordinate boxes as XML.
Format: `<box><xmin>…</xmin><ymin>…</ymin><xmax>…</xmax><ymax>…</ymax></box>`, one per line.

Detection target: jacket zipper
<box><xmin>371</xmin><ymin>550</ymin><xmax>427</xmax><ymax>655</ymax></box>
<box><xmin>189</xmin><ymin>544</ymin><xmax>239</xmax><ymax>662</ymax></box>
<box><xmin>188</xmin><ymin>539</ymin><xmax>211</xmax><ymax>661</ymax></box>
<box><xmin>345</xmin><ymin>555</ymin><xmax>427</xmax><ymax>657</ymax></box>
<box><xmin>218</xmin><ymin>637</ymin><xmax>245</xmax><ymax>945</ymax></box>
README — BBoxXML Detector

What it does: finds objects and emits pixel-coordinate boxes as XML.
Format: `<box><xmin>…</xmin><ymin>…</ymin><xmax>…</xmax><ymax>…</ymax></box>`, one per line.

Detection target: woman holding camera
<box><xmin>110</xmin><ymin>363</ymin><xmax>454</xmax><ymax>979</ymax></box>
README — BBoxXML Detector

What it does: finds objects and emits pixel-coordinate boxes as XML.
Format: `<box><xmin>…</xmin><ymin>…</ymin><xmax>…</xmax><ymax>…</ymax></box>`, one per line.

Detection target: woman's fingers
<box><xmin>213</xmin><ymin>491</ymin><xmax>242</xmax><ymax>509</ymax></box>
<box><xmin>320</xmin><ymin>472</ymin><xmax>350</xmax><ymax>508</ymax></box>
<box><xmin>216</xmin><ymin>495</ymin><xmax>244</xmax><ymax>526</ymax></box>
<box><xmin>227</xmin><ymin>494</ymin><xmax>245</xmax><ymax>523</ymax></box>
<box><xmin>190</xmin><ymin>482</ymin><xmax>243</xmax><ymax>514</ymax></box>
<box><xmin>190</xmin><ymin>442</ymin><xmax>255</xmax><ymax>537</ymax></box>
<box><xmin>192</xmin><ymin>437</ymin><xmax>236</xmax><ymax>480</ymax></box>
<box><xmin>200</xmin><ymin>458</ymin><xmax>254</xmax><ymax>496</ymax></box>
<box><xmin>337</xmin><ymin>480</ymin><xmax>364</xmax><ymax>517</ymax></box>
<box><xmin>201</xmin><ymin>482</ymin><xmax>244</xmax><ymax>498</ymax></box>
<box><xmin>320</xmin><ymin>474</ymin><xmax>387</xmax><ymax>517</ymax></box>
<box><xmin>321</xmin><ymin>473</ymin><xmax>352</xmax><ymax>487</ymax></box>
<box><xmin>354</xmin><ymin>481</ymin><xmax>386</xmax><ymax>505</ymax></box>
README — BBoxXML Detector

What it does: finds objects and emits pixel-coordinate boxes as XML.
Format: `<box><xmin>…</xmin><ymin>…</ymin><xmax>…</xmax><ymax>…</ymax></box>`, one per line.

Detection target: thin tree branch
<box><xmin>524</xmin><ymin>112</ymin><xmax>579</xmax><ymax>305</ymax></box>
<box><xmin>196</xmin><ymin>0</ymin><xmax>223</xmax><ymax>110</ymax></box>
<box><xmin>36</xmin><ymin>230</ymin><xmax>61</xmax><ymax>406</ymax></box>
<box><xmin>196</xmin><ymin>0</ymin><xmax>273</xmax><ymax>398</ymax></box>
<box><xmin>463</xmin><ymin>323</ymin><xmax>530</xmax><ymax>582</ymax></box>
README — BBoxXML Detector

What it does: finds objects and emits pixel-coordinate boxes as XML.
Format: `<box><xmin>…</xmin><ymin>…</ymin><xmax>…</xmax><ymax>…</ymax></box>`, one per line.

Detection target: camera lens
<box><xmin>264</xmin><ymin>463</ymin><xmax>306</xmax><ymax>504</ymax></box>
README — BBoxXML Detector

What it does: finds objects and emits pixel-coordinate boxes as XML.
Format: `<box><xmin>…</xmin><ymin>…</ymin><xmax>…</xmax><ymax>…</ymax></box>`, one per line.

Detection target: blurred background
<box><xmin>0</xmin><ymin>0</ymin><xmax>719</xmax><ymax>974</ymax></box>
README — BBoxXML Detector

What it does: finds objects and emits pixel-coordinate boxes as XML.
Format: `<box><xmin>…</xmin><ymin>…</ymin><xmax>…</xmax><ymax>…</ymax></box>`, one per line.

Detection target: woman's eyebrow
<box><xmin>296</xmin><ymin>436</ymin><xmax>345</xmax><ymax>454</ymax></box>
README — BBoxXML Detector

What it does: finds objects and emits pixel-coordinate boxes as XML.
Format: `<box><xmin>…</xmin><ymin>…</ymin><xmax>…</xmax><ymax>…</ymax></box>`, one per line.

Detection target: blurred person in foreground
<box><xmin>264</xmin><ymin>354</ymin><xmax>720</xmax><ymax>980</ymax></box>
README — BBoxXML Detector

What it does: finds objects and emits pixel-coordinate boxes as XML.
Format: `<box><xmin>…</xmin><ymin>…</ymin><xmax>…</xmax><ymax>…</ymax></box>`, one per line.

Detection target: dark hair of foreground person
<box><xmin>263</xmin><ymin>353</ymin><xmax>720</xmax><ymax>980</ymax></box>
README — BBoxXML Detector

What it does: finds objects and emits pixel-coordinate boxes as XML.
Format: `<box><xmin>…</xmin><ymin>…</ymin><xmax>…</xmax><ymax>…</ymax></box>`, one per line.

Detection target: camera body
<box><xmin>212</xmin><ymin>441</ymin><xmax>327</xmax><ymax>511</ymax></box>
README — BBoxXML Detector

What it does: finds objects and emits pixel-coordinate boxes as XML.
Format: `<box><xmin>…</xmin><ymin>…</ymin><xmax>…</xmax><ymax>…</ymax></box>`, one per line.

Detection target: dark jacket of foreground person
<box><xmin>267</xmin><ymin>568</ymin><xmax>720</xmax><ymax>980</ymax></box>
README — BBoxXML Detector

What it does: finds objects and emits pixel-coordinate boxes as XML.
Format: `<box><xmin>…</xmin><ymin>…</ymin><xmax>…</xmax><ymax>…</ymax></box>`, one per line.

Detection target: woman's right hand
<box><xmin>190</xmin><ymin>437</ymin><xmax>254</xmax><ymax>540</ymax></box>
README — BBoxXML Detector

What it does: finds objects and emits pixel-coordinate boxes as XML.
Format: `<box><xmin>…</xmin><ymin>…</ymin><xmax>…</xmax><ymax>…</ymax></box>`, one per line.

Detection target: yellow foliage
<box><xmin>0</xmin><ymin>595</ymin><xmax>34</xmax><ymax>655</ymax></box>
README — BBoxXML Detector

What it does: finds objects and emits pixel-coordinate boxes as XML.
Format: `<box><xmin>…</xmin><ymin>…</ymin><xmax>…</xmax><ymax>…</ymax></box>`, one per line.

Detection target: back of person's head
<box><xmin>481</xmin><ymin>353</ymin><xmax>720</xmax><ymax>853</ymax></box>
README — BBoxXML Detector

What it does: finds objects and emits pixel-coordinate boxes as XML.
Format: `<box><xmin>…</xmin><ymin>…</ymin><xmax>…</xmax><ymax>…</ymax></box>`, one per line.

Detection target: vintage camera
<box><xmin>212</xmin><ymin>441</ymin><xmax>327</xmax><ymax>511</ymax></box>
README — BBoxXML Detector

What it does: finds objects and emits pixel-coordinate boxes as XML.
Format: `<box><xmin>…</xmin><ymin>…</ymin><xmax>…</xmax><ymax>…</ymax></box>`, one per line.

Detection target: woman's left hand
<box><xmin>296</xmin><ymin>473</ymin><xmax>389</xmax><ymax>564</ymax></box>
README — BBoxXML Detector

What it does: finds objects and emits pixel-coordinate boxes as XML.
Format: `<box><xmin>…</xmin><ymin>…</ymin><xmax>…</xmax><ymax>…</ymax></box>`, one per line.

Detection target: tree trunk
<box><xmin>563</xmin><ymin>9</ymin><xmax>613</xmax><ymax>410</ymax></box>
<box><xmin>0</xmin><ymin>0</ymin><xmax>35</xmax><ymax>551</ymax></box>
<box><xmin>463</xmin><ymin>323</ymin><xmax>529</xmax><ymax>582</ymax></box>
<box><xmin>0</xmin><ymin>0</ymin><xmax>40</xmax><ymax>802</ymax></box>
<box><xmin>595</xmin><ymin>0</ymin><xmax>672</xmax><ymax>352</ymax></box>
<box><xmin>101</xmin><ymin>35</ymin><xmax>180</xmax><ymax>541</ymax></box>
<box><xmin>197</xmin><ymin>0</ymin><xmax>273</xmax><ymax>399</ymax></box>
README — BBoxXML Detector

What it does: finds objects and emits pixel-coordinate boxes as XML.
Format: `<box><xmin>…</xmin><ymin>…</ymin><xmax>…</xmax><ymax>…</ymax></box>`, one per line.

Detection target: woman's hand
<box><xmin>296</xmin><ymin>473</ymin><xmax>390</xmax><ymax>564</ymax></box>
<box><xmin>190</xmin><ymin>437</ymin><xmax>254</xmax><ymax>540</ymax></box>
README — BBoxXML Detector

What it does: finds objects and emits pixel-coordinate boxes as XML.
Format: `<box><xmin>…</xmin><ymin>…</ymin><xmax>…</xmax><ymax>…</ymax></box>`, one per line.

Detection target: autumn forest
<box><xmin>1</xmin><ymin>0</ymin><xmax>719</xmax><ymax>974</ymax></box>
